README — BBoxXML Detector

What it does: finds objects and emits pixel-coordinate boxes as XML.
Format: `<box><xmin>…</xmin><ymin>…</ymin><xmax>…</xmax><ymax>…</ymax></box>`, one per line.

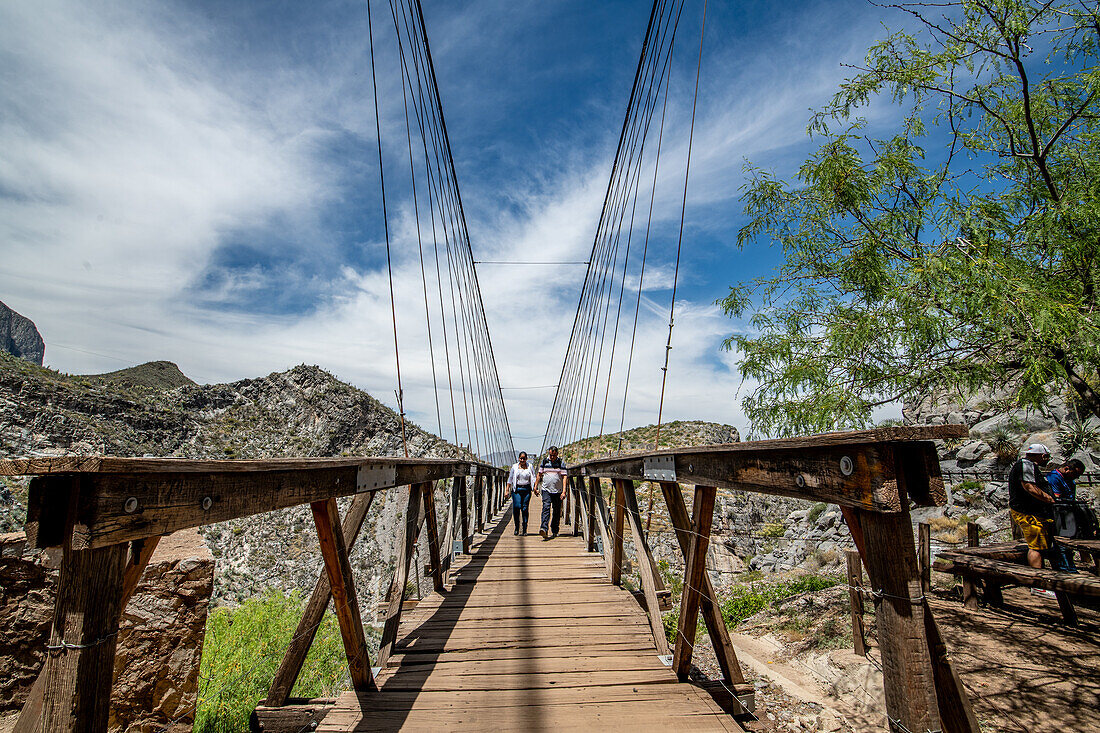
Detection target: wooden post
<box><xmin>616</xmin><ymin>479</ymin><xmax>670</xmax><ymax>655</ymax></box>
<box><xmin>846</xmin><ymin>549</ymin><xmax>867</xmax><ymax>657</ymax></box>
<box><xmin>474</xmin><ymin>474</ymin><xmax>484</xmax><ymax>535</ymax></box>
<box><xmin>378</xmin><ymin>485</ymin><xmax>425</xmax><ymax>667</ymax></box>
<box><xmin>589</xmin><ymin>478</ymin><xmax>616</xmax><ymax>579</ymax></box>
<box><xmin>853</xmin><ymin>507</ymin><xmax>942</xmax><ymax>733</ymax></box>
<box><xmin>659</xmin><ymin>481</ymin><xmax>747</xmax><ymax>689</ymax></box>
<box><xmin>963</xmin><ymin>522</ymin><xmax>979</xmax><ymax>610</ymax></box>
<box><xmin>267</xmin><ymin>492</ymin><xmax>375</xmax><ymax>705</ymax></box>
<box><xmin>673</xmin><ymin>484</ymin><xmax>716</xmax><ymax>680</ymax></box>
<box><xmin>422</xmin><ymin>482</ymin><xmax>444</xmax><ymax>594</ymax></box>
<box><xmin>310</xmin><ymin>497</ymin><xmax>375</xmax><ymax>692</ymax></box>
<box><xmin>918</xmin><ymin>522</ymin><xmax>931</xmax><ymax>596</ymax></box>
<box><xmin>573</xmin><ymin>477</ymin><xmax>582</xmax><ymax>536</ymax></box>
<box><xmin>611</xmin><ymin>480</ymin><xmax>626</xmax><ymax>586</ymax></box>
<box><xmin>456</xmin><ymin>474</ymin><xmax>470</xmax><ymax>554</ymax></box>
<box><xmin>586</xmin><ymin>477</ymin><xmax>598</xmax><ymax>552</ymax></box>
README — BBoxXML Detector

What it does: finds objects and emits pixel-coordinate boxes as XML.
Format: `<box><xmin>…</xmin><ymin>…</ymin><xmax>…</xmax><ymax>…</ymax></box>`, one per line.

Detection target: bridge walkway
<box><xmin>318</xmin><ymin>493</ymin><xmax>740</xmax><ymax>731</ymax></box>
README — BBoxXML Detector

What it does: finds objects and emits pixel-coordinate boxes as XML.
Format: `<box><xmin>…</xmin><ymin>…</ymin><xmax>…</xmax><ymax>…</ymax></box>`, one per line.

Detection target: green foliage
<box><xmin>658</xmin><ymin>559</ymin><xmax>683</xmax><ymax>597</ymax></box>
<box><xmin>720</xmin><ymin>0</ymin><xmax>1100</xmax><ymax>436</ymax></box>
<box><xmin>806</xmin><ymin>502</ymin><xmax>828</xmax><ymax>525</ymax></box>
<box><xmin>953</xmin><ymin>479</ymin><xmax>985</xmax><ymax>497</ymax></box>
<box><xmin>663</xmin><ymin>610</ymin><xmax>679</xmax><ymax>645</ymax></box>
<box><xmin>760</xmin><ymin>521</ymin><xmax>786</xmax><ymax>538</ymax></box>
<box><xmin>195</xmin><ymin>590</ymin><xmax>365</xmax><ymax>733</ymax></box>
<box><xmin>719</xmin><ymin>574</ymin><xmax>842</xmax><ymax>626</ymax></box>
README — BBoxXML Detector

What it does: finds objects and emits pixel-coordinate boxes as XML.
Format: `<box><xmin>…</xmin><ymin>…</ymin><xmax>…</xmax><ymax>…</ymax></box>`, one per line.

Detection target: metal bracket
<box><xmin>356</xmin><ymin>463</ymin><xmax>396</xmax><ymax>492</ymax></box>
<box><xmin>469</xmin><ymin>464</ymin><xmax>478</xmax><ymax>476</ymax></box>
<box><xmin>657</xmin><ymin>654</ymin><xmax>673</xmax><ymax>667</ymax></box>
<box><xmin>643</xmin><ymin>454</ymin><xmax>676</xmax><ymax>481</ymax></box>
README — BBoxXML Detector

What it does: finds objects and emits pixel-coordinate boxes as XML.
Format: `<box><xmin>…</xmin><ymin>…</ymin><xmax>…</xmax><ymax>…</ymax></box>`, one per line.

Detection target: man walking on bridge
<box><xmin>535</xmin><ymin>446</ymin><xmax>567</xmax><ymax>539</ymax></box>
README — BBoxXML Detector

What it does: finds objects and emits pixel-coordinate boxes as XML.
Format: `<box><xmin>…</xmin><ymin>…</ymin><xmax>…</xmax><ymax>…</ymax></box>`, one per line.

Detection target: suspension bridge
<box><xmin>4</xmin><ymin>0</ymin><xmax>990</xmax><ymax>731</ymax></box>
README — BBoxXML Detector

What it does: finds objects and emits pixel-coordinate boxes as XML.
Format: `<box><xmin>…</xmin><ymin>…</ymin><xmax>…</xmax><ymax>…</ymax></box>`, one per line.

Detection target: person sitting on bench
<box><xmin>1009</xmin><ymin>444</ymin><xmax>1056</xmax><ymax>572</ymax></box>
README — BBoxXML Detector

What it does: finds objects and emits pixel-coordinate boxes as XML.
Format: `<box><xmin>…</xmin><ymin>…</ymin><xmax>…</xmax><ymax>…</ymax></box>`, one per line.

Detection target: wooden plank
<box><xmin>921</xmin><ymin>607</ymin><xmax>982</xmax><ymax>733</ymax></box>
<box><xmin>24</xmin><ymin>460</ymin><xmax>474</xmax><ymax>550</ymax></box>
<box><xmin>311</xmin><ymin>497</ymin><xmax>375</xmax><ymax>692</ymax></box>
<box><xmin>378</xmin><ymin>485</ymin><xmax>424</xmax><ymax>667</ymax></box>
<box><xmin>251</xmin><ymin>699</ymin><xmax>335</xmax><ymax>733</ymax></box>
<box><xmin>659</xmin><ymin>481</ymin><xmax>747</xmax><ymax>689</ymax></box>
<box><xmin>0</xmin><ymin>454</ymin><xmax>491</xmax><ymax>476</ymax></box>
<box><xmin>266</xmin><ymin>491</ymin><xmax>375</xmax><ymax>706</ymax></box>
<box><xmin>932</xmin><ymin>554</ymin><xmax>1100</xmax><ymax>596</ymax></box>
<box><xmin>421</xmin><ymin>482</ymin><xmax>444</xmax><ymax>594</ymax></box>
<box><xmin>854</xmin><ymin>507</ymin><xmax>942</xmax><ymax>732</ymax></box>
<box><xmin>40</xmin><ymin>539</ymin><xmax>129</xmax><ymax>731</ymax></box>
<box><xmin>673</xmin><ymin>485</ymin><xmax>716</xmax><ymax>679</ymax></box>
<box><xmin>846</xmin><ymin>550</ymin><xmax>867</xmax><ymax>657</ymax></box>
<box><xmin>617</xmin><ymin>479</ymin><xmax>670</xmax><ymax>655</ymax></box>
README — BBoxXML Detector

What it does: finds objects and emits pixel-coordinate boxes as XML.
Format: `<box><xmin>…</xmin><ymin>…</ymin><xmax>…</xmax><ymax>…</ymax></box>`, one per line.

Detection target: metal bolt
<box><xmin>795</xmin><ymin>474</ymin><xmax>806</xmax><ymax>489</ymax></box>
<box><xmin>124</xmin><ymin>497</ymin><xmax>138</xmax><ymax>514</ymax></box>
<box><xmin>201</xmin><ymin>496</ymin><xmax>213</xmax><ymax>511</ymax></box>
<box><xmin>688</xmin><ymin>464</ymin><xmax>694</xmax><ymax>473</ymax></box>
<box><xmin>839</xmin><ymin>455</ymin><xmax>855</xmax><ymax>476</ymax></box>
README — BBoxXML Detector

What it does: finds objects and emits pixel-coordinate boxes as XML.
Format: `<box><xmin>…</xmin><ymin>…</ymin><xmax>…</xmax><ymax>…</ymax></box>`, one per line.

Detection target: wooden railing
<box><xmin>563</xmin><ymin>425</ymin><xmax>982</xmax><ymax>733</ymax></box>
<box><xmin>0</xmin><ymin>455</ymin><xmax>508</xmax><ymax>733</ymax></box>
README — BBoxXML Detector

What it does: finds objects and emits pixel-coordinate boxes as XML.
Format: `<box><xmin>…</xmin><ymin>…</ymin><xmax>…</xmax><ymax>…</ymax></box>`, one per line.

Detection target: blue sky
<box><xmin>0</xmin><ymin>0</ymin><xmax>910</xmax><ymax>448</ymax></box>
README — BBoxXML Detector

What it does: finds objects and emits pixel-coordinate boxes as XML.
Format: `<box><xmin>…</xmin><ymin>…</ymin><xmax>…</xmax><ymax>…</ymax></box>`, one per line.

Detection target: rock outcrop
<box><xmin>0</xmin><ymin>529</ymin><xmax>214</xmax><ymax>732</ymax></box>
<box><xmin>0</xmin><ymin>301</ymin><xmax>44</xmax><ymax>366</ymax></box>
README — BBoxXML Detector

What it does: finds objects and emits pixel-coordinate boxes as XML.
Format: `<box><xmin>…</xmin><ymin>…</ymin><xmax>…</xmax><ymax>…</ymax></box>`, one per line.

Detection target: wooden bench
<box><xmin>934</xmin><ymin>543</ymin><xmax>1100</xmax><ymax>625</ymax></box>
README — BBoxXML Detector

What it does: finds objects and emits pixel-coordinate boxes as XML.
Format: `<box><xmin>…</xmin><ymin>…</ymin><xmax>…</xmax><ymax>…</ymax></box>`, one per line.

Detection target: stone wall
<box><xmin>0</xmin><ymin>530</ymin><xmax>214</xmax><ymax>732</ymax></box>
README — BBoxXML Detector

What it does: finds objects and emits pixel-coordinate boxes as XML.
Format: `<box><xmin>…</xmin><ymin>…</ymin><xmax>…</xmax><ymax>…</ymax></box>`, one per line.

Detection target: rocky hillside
<box><xmin>0</xmin><ymin>352</ymin><xmax>463</xmax><ymax>608</ymax></box>
<box><xmin>0</xmin><ymin>301</ymin><xmax>44</xmax><ymax>366</ymax></box>
<box><xmin>562</xmin><ymin>419</ymin><xmax>740</xmax><ymax>462</ymax></box>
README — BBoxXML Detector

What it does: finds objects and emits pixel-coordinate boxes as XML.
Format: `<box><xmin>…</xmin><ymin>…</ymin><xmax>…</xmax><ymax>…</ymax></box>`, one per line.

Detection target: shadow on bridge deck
<box><xmin>318</xmin><ymin>493</ymin><xmax>741</xmax><ymax>731</ymax></box>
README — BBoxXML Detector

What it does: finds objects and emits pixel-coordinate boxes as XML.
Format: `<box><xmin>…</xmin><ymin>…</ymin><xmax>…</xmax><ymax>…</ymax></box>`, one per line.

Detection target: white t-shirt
<box><xmin>508</xmin><ymin>463</ymin><xmax>534</xmax><ymax>490</ymax></box>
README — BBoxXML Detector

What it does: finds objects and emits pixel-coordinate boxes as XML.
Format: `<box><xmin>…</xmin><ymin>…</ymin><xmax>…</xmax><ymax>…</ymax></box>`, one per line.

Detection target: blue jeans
<box><xmin>541</xmin><ymin>490</ymin><xmax>562</xmax><ymax>535</ymax></box>
<box><xmin>512</xmin><ymin>489</ymin><xmax>532</xmax><ymax>531</ymax></box>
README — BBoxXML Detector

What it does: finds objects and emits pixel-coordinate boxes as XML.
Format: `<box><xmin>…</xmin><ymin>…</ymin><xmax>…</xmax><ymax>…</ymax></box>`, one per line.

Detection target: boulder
<box><xmin>0</xmin><ymin>301</ymin><xmax>44</xmax><ymax>366</ymax></box>
<box><xmin>956</xmin><ymin>440</ymin><xmax>990</xmax><ymax>462</ymax></box>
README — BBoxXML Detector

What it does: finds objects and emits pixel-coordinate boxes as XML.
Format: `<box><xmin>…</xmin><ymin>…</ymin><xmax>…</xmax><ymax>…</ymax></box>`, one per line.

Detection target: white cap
<box><xmin>1025</xmin><ymin>443</ymin><xmax>1050</xmax><ymax>456</ymax></box>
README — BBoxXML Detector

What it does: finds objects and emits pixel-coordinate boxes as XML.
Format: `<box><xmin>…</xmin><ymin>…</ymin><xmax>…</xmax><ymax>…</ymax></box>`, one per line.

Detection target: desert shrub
<box><xmin>195</xmin><ymin>590</ymin><xmax>363</xmax><ymax>733</ymax></box>
<box><xmin>719</xmin><ymin>574</ymin><xmax>841</xmax><ymax>626</ymax></box>
<box><xmin>953</xmin><ymin>480</ymin><xmax>984</xmax><ymax>497</ymax></box>
<box><xmin>806</xmin><ymin>502</ymin><xmax>828</xmax><ymax>525</ymax></box>
<box><xmin>760</xmin><ymin>522</ymin><xmax>786</xmax><ymax>538</ymax></box>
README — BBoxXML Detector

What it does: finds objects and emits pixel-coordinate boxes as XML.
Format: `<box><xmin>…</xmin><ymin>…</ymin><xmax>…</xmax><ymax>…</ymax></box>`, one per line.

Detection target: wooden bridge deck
<box><xmin>319</xmin><ymin>493</ymin><xmax>741</xmax><ymax>731</ymax></box>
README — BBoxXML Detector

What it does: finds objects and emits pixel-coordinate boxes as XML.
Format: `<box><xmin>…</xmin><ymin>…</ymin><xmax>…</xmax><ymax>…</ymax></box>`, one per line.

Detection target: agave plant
<box><xmin>1056</xmin><ymin>418</ymin><xmax>1100</xmax><ymax>458</ymax></box>
<box><xmin>986</xmin><ymin>427</ymin><xmax>1019</xmax><ymax>463</ymax></box>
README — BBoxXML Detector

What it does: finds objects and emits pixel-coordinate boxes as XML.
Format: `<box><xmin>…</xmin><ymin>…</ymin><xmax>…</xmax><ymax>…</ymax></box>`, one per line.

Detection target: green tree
<box><xmin>720</xmin><ymin>0</ymin><xmax>1100</xmax><ymax>437</ymax></box>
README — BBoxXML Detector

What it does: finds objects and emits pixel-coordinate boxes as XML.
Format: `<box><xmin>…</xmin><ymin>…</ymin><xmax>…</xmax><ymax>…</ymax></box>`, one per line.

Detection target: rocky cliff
<box><xmin>0</xmin><ymin>301</ymin><xmax>44</xmax><ymax>366</ymax></box>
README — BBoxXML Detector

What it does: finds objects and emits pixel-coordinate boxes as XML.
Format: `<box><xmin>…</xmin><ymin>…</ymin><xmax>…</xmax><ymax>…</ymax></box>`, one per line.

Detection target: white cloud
<box><xmin>0</xmin><ymin>0</ymin><xmax>896</xmax><ymax>451</ymax></box>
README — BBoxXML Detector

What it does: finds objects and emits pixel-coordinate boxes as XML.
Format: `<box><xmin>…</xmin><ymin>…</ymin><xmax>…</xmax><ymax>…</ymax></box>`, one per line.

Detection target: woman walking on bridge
<box><xmin>507</xmin><ymin>451</ymin><xmax>535</xmax><ymax>535</ymax></box>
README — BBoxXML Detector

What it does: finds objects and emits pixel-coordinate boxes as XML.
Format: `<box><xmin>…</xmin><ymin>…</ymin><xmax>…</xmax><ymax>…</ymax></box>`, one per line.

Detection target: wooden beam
<box><xmin>921</xmin><ymin>605</ymin><xmax>982</xmax><ymax>733</ymax></box>
<box><xmin>616</xmin><ymin>479</ymin><xmax>670</xmax><ymax>656</ymax></box>
<box><xmin>611</xmin><ymin>481</ymin><xmax>625</xmax><ymax>586</ymax></box>
<box><xmin>658</xmin><ymin>481</ymin><xmax>747</xmax><ymax>689</ymax></box>
<box><xmin>853</xmin><ymin>507</ymin><xmax>942</xmax><ymax>732</ymax></box>
<box><xmin>23</xmin><ymin>459</ymin><xmax>470</xmax><ymax>550</ymax></box>
<box><xmin>573</xmin><ymin>477</ymin><xmax>581</xmax><ymax>536</ymax></box>
<box><xmin>846</xmin><ymin>550</ymin><xmax>867</xmax><ymax>657</ymax></box>
<box><xmin>266</xmin><ymin>492</ymin><xmax>375</xmax><ymax>706</ymax></box>
<box><xmin>572</xmin><ymin>427</ymin><xmax>967</xmax><ymax>511</ymax></box>
<box><xmin>377</xmin><ymin>485</ymin><xmax>425</xmax><ymax>667</ymax></box>
<box><xmin>933</xmin><ymin>553</ymin><xmax>1100</xmax><ymax>596</ymax></box>
<box><xmin>250</xmin><ymin>699</ymin><xmax>335</xmax><ymax>733</ymax></box>
<box><xmin>310</xmin><ymin>498</ymin><xmax>375</xmax><ymax>692</ymax></box>
<box><xmin>422</xmin><ymin>482</ymin><xmax>444</xmax><ymax>594</ymax></box>
<box><xmin>673</xmin><ymin>485</ymin><xmax>716</xmax><ymax>680</ymax></box>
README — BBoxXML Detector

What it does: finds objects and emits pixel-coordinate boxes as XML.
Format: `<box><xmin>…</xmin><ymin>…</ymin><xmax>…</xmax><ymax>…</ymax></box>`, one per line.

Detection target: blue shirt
<box><xmin>1047</xmin><ymin>470</ymin><xmax>1076</xmax><ymax>501</ymax></box>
